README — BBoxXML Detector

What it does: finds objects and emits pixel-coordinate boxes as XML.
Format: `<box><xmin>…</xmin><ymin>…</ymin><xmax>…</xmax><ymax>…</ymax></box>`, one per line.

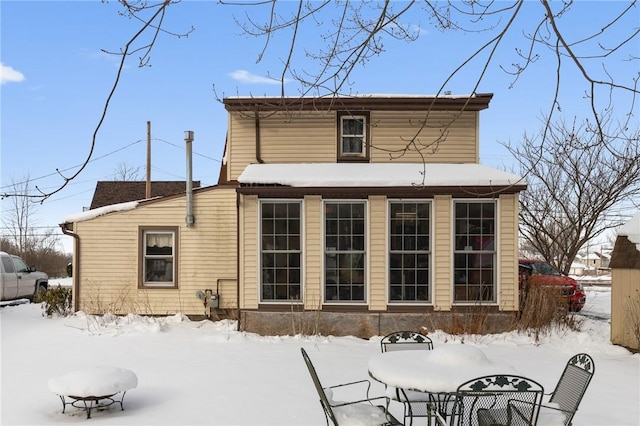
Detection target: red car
<box><xmin>518</xmin><ymin>259</ymin><xmax>586</xmax><ymax>312</ymax></box>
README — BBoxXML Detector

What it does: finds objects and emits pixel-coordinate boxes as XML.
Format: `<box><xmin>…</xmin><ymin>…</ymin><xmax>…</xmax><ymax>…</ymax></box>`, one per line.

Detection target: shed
<box><xmin>609</xmin><ymin>211</ymin><xmax>640</xmax><ymax>351</ymax></box>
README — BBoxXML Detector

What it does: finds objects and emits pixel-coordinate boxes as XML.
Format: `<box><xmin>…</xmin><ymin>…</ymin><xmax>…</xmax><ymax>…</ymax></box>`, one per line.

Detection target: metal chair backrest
<box><xmin>452</xmin><ymin>374</ymin><xmax>544</xmax><ymax>426</ymax></box>
<box><xmin>301</xmin><ymin>348</ymin><xmax>339</xmax><ymax>426</ymax></box>
<box><xmin>548</xmin><ymin>353</ymin><xmax>595</xmax><ymax>425</ymax></box>
<box><xmin>380</xmin><ymin>331</ymin><xmax>434</xmax><ymax>352</ymax></box>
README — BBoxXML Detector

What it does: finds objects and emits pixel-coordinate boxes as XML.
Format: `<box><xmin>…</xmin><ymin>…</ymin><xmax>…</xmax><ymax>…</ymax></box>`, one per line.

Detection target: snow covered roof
<box><xmin>63</xmin><ymin>201</ymin><xmax>139</xmax><ymax>224</ymax></box>
<box><xmin>238</xmin><ymin>163</ymin><xmax>525</xmax><ymax>188</ymax></box>
<box><xmin>618</xmin><ymin>210</ymin><xmax>640</xmax><ymax>252</ymax></box>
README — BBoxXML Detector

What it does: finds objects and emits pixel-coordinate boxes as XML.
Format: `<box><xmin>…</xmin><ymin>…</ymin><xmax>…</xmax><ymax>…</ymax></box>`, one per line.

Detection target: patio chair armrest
<box><xmin>331</xmin><ymin>395</ymin><xmax>387</xmax><ymax>408</ymax></box>
<box><xmin>327</xmin><ymin>378</ymin><xmax>372</xmax><ymax>392</ymax></box>
<box><xmin>537</xmin><ymin>403</ymin><xmax>570</xmax><ymax>425</ymax></box>
<box><xmin>431</xmin><ymin>404</ymin><xmax>449</xmax><ymax>426</ymax></box>
<box><xmin>326</xmin><ymin>379</ymin><xmax>388</xmax><ymax>408</ymax></box>
<box><xmin>327</xmin><ymin>379</ymin><xmax>374</xmax><ymax>400</ymax></box>
<box><xmin>507</xmin><ymin>399</ymin><xmax>533</xmax><ymax>423</ymax></box>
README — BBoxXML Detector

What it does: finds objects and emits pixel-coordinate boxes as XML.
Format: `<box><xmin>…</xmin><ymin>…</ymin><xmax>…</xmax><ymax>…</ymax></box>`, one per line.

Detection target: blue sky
<box><xmin>1</xmin><ymin>1</ymin><xmax>638</xmax><ymax>253</ymax></box>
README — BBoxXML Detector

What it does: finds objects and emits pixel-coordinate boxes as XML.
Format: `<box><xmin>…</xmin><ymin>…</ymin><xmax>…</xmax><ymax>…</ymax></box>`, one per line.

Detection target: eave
<box><xmin>223</xmin><ymin>93</ymin><xmax>493</xmax><ymax>112</ymax></box>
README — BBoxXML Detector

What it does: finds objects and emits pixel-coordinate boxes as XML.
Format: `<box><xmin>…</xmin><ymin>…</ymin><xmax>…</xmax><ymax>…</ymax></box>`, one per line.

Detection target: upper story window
<box><xmin>338</xmin><ymin>111</ymin><xmax>370</xmax><ymax>161</ymax></box>
<box><xmin>139</xmin><ymin>227</ymin><xmax>178</xmax><ymax>288</ymax></box>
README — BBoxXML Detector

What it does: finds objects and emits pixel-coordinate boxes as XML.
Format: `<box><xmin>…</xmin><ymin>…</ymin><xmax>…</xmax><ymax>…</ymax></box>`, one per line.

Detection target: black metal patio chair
<box><xmin>301</xmin><ymin>348</ymin><xmax>402</xmax><ymax>426</ymax></box>
<box><xmin>380</xmin><ymin>331</ymin><xmax>436</xmax><ymax>425</ymax></box>
<box><xmin>380</xmin><ymin>331</ymin><xmax>434</xmax><ymax>352</ymax></box>
<box><xmin>434</xmin><ymin>374</ymin><xmax>544</xmax><ymax>426</ymax></box>
<box><xmin>540</xmin><ymin>353</ymin><xmax>595</xmax><ymax>426</ymax></box>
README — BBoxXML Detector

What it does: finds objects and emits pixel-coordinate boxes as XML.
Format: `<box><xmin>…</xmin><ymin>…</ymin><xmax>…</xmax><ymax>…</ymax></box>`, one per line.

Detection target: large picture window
<box><xmin>389</xmin><ymin>201</ymin><xmax>431</xmax><ymax>302</ymax></box>
<box><xmin>324</xmin><ymin>201</ymin><xmax>366</xmax><ymax>302</ymax></box>
<box><xmin>453</xmin><ymin>201</ymin><xmax>496</xmax><ymax>302</ymax></box>
<box><xmin>260</xmin><ymin>201</ymin><xmax>302</xmax><ymax>301</ymax></box>
<box><xmin>140</xmin><ymin>227</ymin><xmax>178</xmax><ymax>288</ymax></box>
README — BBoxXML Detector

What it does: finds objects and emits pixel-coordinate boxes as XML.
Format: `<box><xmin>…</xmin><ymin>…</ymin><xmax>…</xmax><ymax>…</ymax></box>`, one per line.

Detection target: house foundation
<box><xmin>239</xmin><ymin>310</ymin><xmax>517</xmax><ymax>338</ymax></box>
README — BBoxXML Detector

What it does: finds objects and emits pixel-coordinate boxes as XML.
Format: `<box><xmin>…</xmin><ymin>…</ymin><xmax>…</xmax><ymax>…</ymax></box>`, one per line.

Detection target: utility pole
<box><xmin>146</xmin><ymin>121</ymin><xmax>151</xmax><ymax>199</ymax></box>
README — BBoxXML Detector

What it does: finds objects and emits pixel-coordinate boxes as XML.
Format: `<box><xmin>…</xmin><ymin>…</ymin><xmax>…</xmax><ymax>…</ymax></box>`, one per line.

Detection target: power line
<box><xmin>0</xmin><ymin>139</ymin><xmax>144</xmax><ymax>190</ymax></box>
<box><xmin>1</xmin><ymin>136</ymin><xmax>223</xmax><ymax>191</ymax></box>
<box><xmin>153</xmin><ymin>138</ymin><xmax>222</xmax><ymax>163</ymax></box>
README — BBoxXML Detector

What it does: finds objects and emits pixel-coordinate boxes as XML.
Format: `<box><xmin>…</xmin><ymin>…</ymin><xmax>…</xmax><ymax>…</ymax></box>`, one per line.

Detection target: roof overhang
<box><xmin>223</xmin><ymin>94</ymin><xmax>493</xmax><ymax>112</ymax></box>
<box><xmin>237</xmin><ymin>163</ymin><xmax>526</xmax><ymax>197</ymax></box>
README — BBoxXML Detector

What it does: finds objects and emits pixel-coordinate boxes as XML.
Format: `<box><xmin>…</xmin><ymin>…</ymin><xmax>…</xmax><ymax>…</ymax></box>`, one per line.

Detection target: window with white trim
<box><xmin>141</xmin><ymin>228</ymin><xmax>177</xmax><ymax>288</ymax></box>
<box><xmin>453</xmin><ymin>201</ymin><xmax>496</xmax><ymax>302</ymax></box>
<box><xmin>260</xmin><ymin>201</ymin><xmax>302</xmax><ymax>301</ymax></box>
<box><xmin>389</xmin><ymin>201</ymin><xmax>431</xmax><ymax>302</ymax></box>
<box><xmin>338</xmin><ymin>112</ymin><xmax>369</xmax><ymax>160</ymax></box>
<box><xmin>324</xmin><ymin>201</ymin><xmax>366</xmax><ymax>302</ymax></box>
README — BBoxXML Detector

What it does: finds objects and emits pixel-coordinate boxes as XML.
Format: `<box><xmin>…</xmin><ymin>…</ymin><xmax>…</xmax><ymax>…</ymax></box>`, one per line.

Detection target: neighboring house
<box><xmin>609</xmin><ymin>211</ymin><xmax>640</xmax><ymax>351</ymax></box>
<box><xmin>61</xmin><ymin>94</ymin><xmax>527</xmax><ymax>337</ymax></box>
<box><xmin>596</xmin><ymin>250</ymin><xmax>612</xmax><ymax>269</ymax></box>
<box><xmin>90</xmin><ymin>181</ymin><xmax>201</xmax><ymax>209</ymax></box>
<box><xmin>569</xmin><ymin>262</ymin><xmax>587</xmax><ymax>276</ymax></box>
<box><xmin>578</xmin><ymin>252</ymin><xmax>602</xmax><ymax>272</ymax></box>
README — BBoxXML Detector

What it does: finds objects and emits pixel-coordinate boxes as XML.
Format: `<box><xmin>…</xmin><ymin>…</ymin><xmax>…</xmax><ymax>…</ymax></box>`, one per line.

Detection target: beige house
<box><xmin>61</xmin><ymin>94</ymin><xmax>527</xmax><ymax>337</ymax></box>
<box><xmin>609</xmin><ymin>211</ymin><xmax>640</xmax><ymax>351</ymax></box>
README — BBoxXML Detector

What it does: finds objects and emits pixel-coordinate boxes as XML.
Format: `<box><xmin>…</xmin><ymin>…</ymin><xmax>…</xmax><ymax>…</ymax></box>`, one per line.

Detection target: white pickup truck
<box><xmin>0</xmin><ymin>251</ymin><xmax>49</xmax><ymax>302</ymax></box>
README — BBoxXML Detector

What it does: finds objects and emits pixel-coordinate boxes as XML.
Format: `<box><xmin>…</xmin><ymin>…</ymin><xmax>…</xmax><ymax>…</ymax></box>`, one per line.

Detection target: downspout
<box><xmin>185</xmin><ymin>130</ymin><xmax>195</xmax><ymax>227</ymax></box>
<box><xmin>236</xmin><ymin>191</ymin><xmax>242</xmax><ymax>330</ymax></box>
<box><xmin>255</xmin><ymin>109</ymin><xmax>264</xmax><ymax>164</ymax></box>
<box><xmin>60</xmin><ymin>223</ymin><xmax>80</xmax><ymax>312</ymax></box>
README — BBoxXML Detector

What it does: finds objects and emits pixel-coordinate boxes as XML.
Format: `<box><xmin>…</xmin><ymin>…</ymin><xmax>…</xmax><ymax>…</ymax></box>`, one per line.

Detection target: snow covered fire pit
<box><xmin>48</xmin><ymin>366</ymin><xmax>138</xmax><ymax>419</ymax></box>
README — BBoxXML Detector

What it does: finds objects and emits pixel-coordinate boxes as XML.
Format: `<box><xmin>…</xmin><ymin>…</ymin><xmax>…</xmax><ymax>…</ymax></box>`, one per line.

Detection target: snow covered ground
<box><xmin>1</xmin><ymin>280</ymin><xmax>638</xmax><ymax>425</ymax></box>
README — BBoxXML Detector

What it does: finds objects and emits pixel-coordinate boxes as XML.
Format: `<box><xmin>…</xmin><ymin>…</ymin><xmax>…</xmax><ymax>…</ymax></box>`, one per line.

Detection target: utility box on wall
<box><xmin>209</xmin><ymin>293</ymin><xmax>219</xmax><ymax>309</ymax></box>
<box><xmin>196</xmin><ymin>289</ymin><xmax>220</xmax><ymax>318</ymax></box>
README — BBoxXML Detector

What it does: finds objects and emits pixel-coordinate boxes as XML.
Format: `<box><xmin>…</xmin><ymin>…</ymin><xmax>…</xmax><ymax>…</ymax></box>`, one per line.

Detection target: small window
<box><xmin>139</xmin><ymin>227</ymin><xmax>178</xmax><ymax>288</ymax></box>
<box><xmin>12</xmin><ymin>257</ymin><xmax>28</xmax><ymax>273</ymax></box>
<box><xmin>2</xmin><ymin>256</ymin><xmax>15</xmax><ymax>273</ymax></box>
<box><xmin>338</xmin><ymin>112</ymin><xmax>369</xmax><ymax>160</ymax></box>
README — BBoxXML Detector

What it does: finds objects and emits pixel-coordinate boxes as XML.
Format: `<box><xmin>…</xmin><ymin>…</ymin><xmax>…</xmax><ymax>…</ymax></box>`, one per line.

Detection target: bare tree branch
<box><xmin>506</xmin><ymin>114</ymin><xmax>640</xmax><ymax>273</ymax></box>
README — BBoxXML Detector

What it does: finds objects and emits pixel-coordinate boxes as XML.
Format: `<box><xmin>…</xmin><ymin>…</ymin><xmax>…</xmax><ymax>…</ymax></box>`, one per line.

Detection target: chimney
<box><xmin>185</xmin><ymin>130</ymin><xmax>195</xmax><ymax>227</ymax></box>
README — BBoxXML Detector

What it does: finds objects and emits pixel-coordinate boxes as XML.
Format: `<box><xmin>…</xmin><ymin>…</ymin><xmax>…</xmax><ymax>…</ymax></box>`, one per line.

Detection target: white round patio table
<box><xmin>368</xmin><ymin>343</ymin><xmax>518</xmax><ymax>394</ymax></box>
<box><xmin>48</xmin><ymin>366</ymin><xmax>138</xmax><ymax>419</ymax></box>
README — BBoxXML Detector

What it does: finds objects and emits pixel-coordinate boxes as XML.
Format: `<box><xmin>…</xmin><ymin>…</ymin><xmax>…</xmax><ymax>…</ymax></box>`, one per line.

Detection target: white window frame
<box><xmin>323</xmin><ymin>200</ymin><xmax>368</xmax><ymax>303</ymax></box>
<box><xmin>388</xmin><ymin>199</ymin><xmax>432</xmax><ymax>304</ymax></box>
<box><xmin>452</xmin><ymin>200</ymin><xmax>497</xmax><ymax>304</ymax></box>
<box><xmin>340</xmin><ymin>115</ymin><xmax>367</xmax><ymax>157</ymax></box>
<box><xmin>140</xmin><ymin>227</ymin><xmax>177</xmax><ymax>288</ymax></box>
<box><xmin>259</xmin><ymin>200</ymin><xmax>303</xmax><ymax>303</ymax></box>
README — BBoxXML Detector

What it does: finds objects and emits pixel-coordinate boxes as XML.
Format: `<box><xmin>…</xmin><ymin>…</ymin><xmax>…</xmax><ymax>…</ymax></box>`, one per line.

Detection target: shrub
<box><xmin>36</xmin><ymin>285</ymin><xmax>72</xmax><ymax>317</ymax></box>
<box><xmin>517</xmin><ymin>284</ymin><xmax>581</xmax><ymax>339</ymax></box>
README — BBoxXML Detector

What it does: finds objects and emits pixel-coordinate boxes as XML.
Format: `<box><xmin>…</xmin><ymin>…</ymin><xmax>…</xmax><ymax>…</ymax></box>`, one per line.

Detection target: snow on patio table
<box><xmin>48</xmin><ymin>366</ymin><xmax>138</xmax><ymax>397</ymax></box>
<box><xmin>368</xmin><ymin>344</ymin><xmax>519</xmax><ymax>393</ymax></box>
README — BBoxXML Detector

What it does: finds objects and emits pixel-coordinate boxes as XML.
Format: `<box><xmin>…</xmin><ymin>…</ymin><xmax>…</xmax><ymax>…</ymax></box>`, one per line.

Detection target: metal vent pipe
<box><xmin>185</xmin><ymin>130</ymin><xmax>195</xmax><ymax>227</ymax></box>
